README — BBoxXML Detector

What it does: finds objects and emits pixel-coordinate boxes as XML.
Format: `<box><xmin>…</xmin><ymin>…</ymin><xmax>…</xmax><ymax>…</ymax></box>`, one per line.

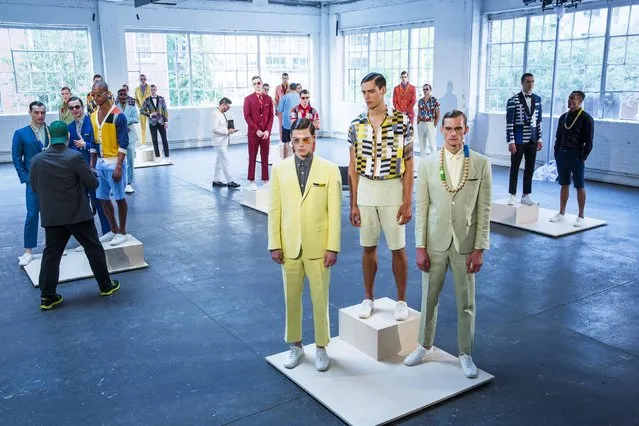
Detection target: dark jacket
<box><xmin>554</xmin><ymin>109</ymin><xmax>595</xmax><ymax>160</ymax></box>
<box><xmin>29</xmin><ymin>145</ymin><xmax>99</xmax><ymax>228</ymax></box>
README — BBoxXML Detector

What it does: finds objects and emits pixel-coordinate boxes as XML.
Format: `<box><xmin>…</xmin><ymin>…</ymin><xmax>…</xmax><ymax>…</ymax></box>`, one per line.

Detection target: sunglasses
<box><xmin>301</xmin><ymin>96</ymin><xmax>310</xmax><ymax>100</ymax></box>
<box><xmin>69</xmin><ymin>105</ymin><xmax>83</xmax><ymax>110</ymax></box>
<box><xmin>293</xmin><ymin>137</ymin><xmax>313</xmax><ymax>145</ymax></box>
<box><xmin>92</xmin><ymin>91</ymin><xmax>108</xmax><ymax>98</ymax></box>
<box><xmin>253</xmin><ymin>81</ymin><xmax>262</xmax><ymax>86</ymax></box>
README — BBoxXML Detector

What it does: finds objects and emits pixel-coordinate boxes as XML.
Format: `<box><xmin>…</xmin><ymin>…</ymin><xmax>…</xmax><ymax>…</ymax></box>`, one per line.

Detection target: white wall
<box><xmin>0</xmin><ymin>0</ymin><xmax>320</xmax><ymax>161</ymax></box>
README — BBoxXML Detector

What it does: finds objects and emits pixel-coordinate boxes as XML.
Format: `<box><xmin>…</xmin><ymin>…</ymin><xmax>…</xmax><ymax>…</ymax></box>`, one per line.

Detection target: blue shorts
<box><xmin>556</xmin><ymin>149</ymin><xmax>585</xmax><ymax>189</ymax></box>
<box><xmin>96</xmin><ymin>159</ymin><xmax>127</xmax><ymax>200</ymax></box>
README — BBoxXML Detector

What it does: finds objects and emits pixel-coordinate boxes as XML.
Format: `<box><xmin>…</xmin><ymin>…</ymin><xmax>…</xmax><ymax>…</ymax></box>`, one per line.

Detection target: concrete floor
<box><xmin>0</xmin><ymin>139</ymin><xmax>637</xmax><ymax>425</ymax></box>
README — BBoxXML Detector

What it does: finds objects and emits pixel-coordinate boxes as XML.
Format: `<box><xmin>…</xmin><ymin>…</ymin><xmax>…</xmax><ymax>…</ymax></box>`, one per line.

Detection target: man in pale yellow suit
<box><xmin>134</xmin><ymin>74</ymin><xmax>151</xmax><ymax>146</ymax></box>
<box><xmin>268</xmin><ymin>118</ymin><xmax>342</xmax><ymax>372</ymax></box>
<box><xmin>404</xmin><ymin>110</ymin><xmax>492</xmax><ymax>379</ymax></box>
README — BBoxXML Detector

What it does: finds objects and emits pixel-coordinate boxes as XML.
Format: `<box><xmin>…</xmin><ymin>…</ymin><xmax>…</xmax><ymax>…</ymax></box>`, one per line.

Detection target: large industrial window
<box><xmin>484</xmin><ymin>4</ymin><xmax>639</xmax><ymax>121</ymax></box>
<box><xmin>0</xmin><ymin>27</ymin><xmax>93</xmax><ymax>114</ymax></box>
<box><xmin>126</xmin><ymin>31</ymin><xmax>311</xmax><ymax>108</ymax></box>
<box><xmin>343</xmin><ymin>24</ymin><xmax>435</xmax><ymax>103</ymax></box>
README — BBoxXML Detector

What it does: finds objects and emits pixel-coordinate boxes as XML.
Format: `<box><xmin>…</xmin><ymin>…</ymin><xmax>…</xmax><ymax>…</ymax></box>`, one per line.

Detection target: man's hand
<box><xmin>324</xmin><ymin>251</ymin><xmax>337</xmax><ymax>268</ymax></box>
<box><xmin>397</xmin><ymin>202</ymin><xmax>412</xmax><ymax>225</ymax></box>
<box><xmin>350</xmin><ymin>205</ymin><xmax>361</xmax><ymax>227</ymax></box>
<box><xmin>416</xmin><ymin>247</ymin><xmax>430</xmax><ymax>272</ymax></box>
<box><xmin>150</xmin><ymin>112</ymin><xmax>157</xmax><ymax>118</ymax></box>
<box><xmin>537</xmin><ymin>141</ymin><xmax>543</xmax><ymax>151</ymax></box>
<box><xmin>228</xmin><ymin>128</ymin><xmax>237</xmax><ymax>134</ymax></box>
<box><xmin>270</xmin><ymin>249</ymin><xmax>284</xmax><ymax>264</ymax></box>
<box><xmin>112</xmin><ymin>166</ymin><xmax>123</xmax><ymax>182</ymax></box>
<box><xmin>508</xmin><ymin>143</ymin><xmax>517</xmax><ymax>154</ymax></box>
<box><xmin>466</xmin><ymin>249</ymin><xmax>484</xmax><ymax>274</ymax></box>
<box><xmin>262</xmin><ymin>130</ymin><xmax>270</xmax><ymax>140</ymax></box>
<box><xmin>74</xmin><ymin>139</ymin><xmax>86</xmax><ymax>149</ymax></box>
<box><xmin>256</xmin><ymin>130</ymin><xmax>264</xmax><ymax>138</ymax></box>
<box><xmin>164</xmin><ymin>122</ymin><xmax>168</xmax><ymax>130</ymax></box>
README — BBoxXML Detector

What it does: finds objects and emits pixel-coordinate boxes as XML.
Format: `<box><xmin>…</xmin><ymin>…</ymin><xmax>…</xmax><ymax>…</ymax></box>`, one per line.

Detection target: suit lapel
<box><xmin>518</xmin><ymin>92</ymin><xmax>532</xmax><ymax>117</ymax></box>
<box><xmin>288</xmin><ymin>159</ymin><xmax>303</xmax><ymax>204</ymax></box>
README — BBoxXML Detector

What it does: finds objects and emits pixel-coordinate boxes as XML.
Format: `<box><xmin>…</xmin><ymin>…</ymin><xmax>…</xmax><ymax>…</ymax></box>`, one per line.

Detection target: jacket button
<box><xmin>452</xmin><ymin>201</ymin><xmax>456</xmax><ymax>205</ymax></box>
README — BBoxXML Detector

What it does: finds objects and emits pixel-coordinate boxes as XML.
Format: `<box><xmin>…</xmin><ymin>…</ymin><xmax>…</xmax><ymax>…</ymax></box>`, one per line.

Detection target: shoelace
<box><xmin>461</xmin><ymin>356</ymin><xmax>473</xmax><ymax>368</ymax></box>
<box><xmin>288</xmin><ymin>348</ymin><xmax>300</xmax><ymax>360</ymax></box>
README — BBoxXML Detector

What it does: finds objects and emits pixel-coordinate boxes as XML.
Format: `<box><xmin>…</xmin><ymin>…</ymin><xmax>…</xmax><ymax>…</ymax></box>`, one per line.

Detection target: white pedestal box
<box><xmin>137</xmin><ymin>147</ymin><xmax>154</xmax><ymax>162</ymax></box>
<box><xmin>240</xmin><ymin>187</ymin><xmax>269</xmax><ymax>214</ymax></box>
<box><xmin>339</xmin><ymin>297</ymin><xmax>420</xmax><ymax>361</ymax></box>
<box><xmin>23</xmin><ymin>235</ymin><xmax>148</xmax><ymax>288</ymax></box>
<box><xmin>134</xmin><ymin>147</ymin><xmax>173</xmax><ymax>168</ymax></box>
<box><xmin>491</xmin><ymin>198</ymin><xmax>539</xmax><ymax>225</ymax></box>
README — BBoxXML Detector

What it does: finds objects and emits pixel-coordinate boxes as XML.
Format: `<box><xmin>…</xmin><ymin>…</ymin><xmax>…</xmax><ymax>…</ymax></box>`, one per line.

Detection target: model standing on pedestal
<box><xmin>141</xmin><ymin>84</ymin><xmax>170</xmax><ymax>163</ymax></box>
<box><xmin>59</xmin><ymin>87</ymin><xmax>74</xmax><ymax>125</ymax></box>
<box><xmin>550</xmin><ymin>91</ymin><xmax>594</xmax><ymax>227</ymax></box>
<box><xmin>277</xmin><ymin>83</ymin><xmax>301</xmax><ymax>160</ymax></box>
<box><xmin>212</xmin><ymin>97</ymin><xmax>240</xmax><ymax>189</ymax></box>
<box><xmin>348</xmin><ymin>72</ymin><xmax>414</xmax><ymax>321</ymax></box>
<box><xmin>268</xmin><ymin>118</ymin><xmax>342</xmax><ymax>372</ymax></box>
<box><xmin>66</xmin><ymin>96</ymin><xmax>110</xmax><ymax>238</ymax></box>
<box><xmin>506</xmin><ymin>73</ymin><xmax>543</xmax><ymax>206</ymax></box>
<box><xmin>416</xmin><ymin>84</ymin><xmax>440</xmax><ymax>155</ymax></box>
<box><xmin>116</xmin><ymin>88</ymin><xmax>140</xmax><ymax>193</ymax></box>
<box><xmin>134</xmin><ymin>74</ymin><xmax>151</xmax><ymax>146</ymax></box>
<box><xmin>291</xmin><ymin>89</ymin><xmax>320</xmax><ymax>130</ymax></box>
<box><xmin>29</xmin><ymin>121</ymin><xmax>121</xmax><ymax>311</ymax></box>
<box><xmin>393</xmin><ymin>71</ymin><xmax>417</xmax><ymax>124</ymax></box>
<box><xmin>404</xmin><ymin>110</ymin><xmax>492</xmax><ymax>379</ymax></box>
<box><xmin>90</xmin><ymin>81</ymin><xmax>130</xmax><ymax>247</ymax></box>
<box><xmin>11</xmin><ymin>101</ymin><xmax>50</xmax><ymax>266</ymax></box>
<box><xmin>243</xmin><ymin>75</ymin><xmax>274</xmax><ymax>191</ymax></box>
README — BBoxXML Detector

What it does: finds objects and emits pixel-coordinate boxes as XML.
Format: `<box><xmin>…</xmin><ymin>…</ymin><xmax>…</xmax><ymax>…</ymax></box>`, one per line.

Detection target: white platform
<box><xmin>339</xmin><ymin>297</ymin><xmax>420</xmax><ymax>361</ymax></box>
<box><xmin>491</xmin><ymin>198</ymin><xmax>539</xmax><ymax>224</ymax></box>
<box><xmin>491</xmin><ymin>198</ymin><xmax>607</xmax><ymax>237</ymax></box>
<box><xmin>266</xmin><ymin>339</ymin><xmax>493</xmax><ymax>426</ymax></box>
<box><xmin>266</xmin><ymin>297</ymin><xmax>494</xmax><ymax>425</ymax></box>
<box><xmin>240</xmin><ymin>187</ymin><xmax>269</xmax><ymax>214</ymax></box>
<box><xmin>23</xmin><ymin>235</ymin><xmax>148</xmax><ymax>288</ymax></box>
<box><xmin>134</xmin><ymin>147</ymin><xmax>173</xmax><ymax>169</ymax></box>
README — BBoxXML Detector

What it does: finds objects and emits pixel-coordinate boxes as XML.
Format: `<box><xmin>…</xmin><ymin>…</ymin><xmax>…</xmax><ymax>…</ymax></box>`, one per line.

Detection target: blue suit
<box><xmin>12</xmin><ymin>125</ymin><xmax>50</xmax><ymax>249</ymax></box>
<box><xmin>68</xmin><ymin>117</ymin><xmax>110</xmax><ymax>235</ymax></box>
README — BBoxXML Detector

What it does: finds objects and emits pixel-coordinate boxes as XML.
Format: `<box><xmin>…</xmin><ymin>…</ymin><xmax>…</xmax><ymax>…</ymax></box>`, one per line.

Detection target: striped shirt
<box><xmin>348</xmin><ymin>109</ymin><xmax>414</xmax><ymax>180</ymax></box>
<box><xmin>506</xmin><ymin>92</ymin><xmax>543</xmax><ymax>144</ymax></box>
<box><xmin>291</xmin><ymin>104</ymin><xmax>319</xmax><ymax>126</ymax></box>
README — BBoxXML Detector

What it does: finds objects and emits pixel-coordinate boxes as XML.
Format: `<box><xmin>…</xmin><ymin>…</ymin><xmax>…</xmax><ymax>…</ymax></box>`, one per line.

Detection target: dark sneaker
<box><xmin>40</xmin><ymin>294</ymin><xmax>63</xmax><ymax>311</ymax></box>
<box><xmin>212</xmin><ymin>181</ymin><xmax>227</xmax><ymax>187</ymax></box>
<box><xmin>227</xmin><ymin>181</ymin><xmax>240</xmax><ymax>189</ymax></box>
<box><xmin>100</xmin><ymin>280</ymin><xmax>121</xmax><ymax>297</ymax></box>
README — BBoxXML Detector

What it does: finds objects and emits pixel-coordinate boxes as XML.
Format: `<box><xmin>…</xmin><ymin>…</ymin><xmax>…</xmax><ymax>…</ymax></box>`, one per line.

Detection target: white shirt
<box><xmin>521</xmin><ymin>90</ymin><xmax>532</xmax><ymax>111</ymax></box>
<box><xmin>212</xmin><ymin>108</ymin><xmax>229</xmax><ymax>146</ymax></box>
<box><xmin>444</xmin><ymin>145</ymin><xmax>465</xmax><ymax>189</ymax></box>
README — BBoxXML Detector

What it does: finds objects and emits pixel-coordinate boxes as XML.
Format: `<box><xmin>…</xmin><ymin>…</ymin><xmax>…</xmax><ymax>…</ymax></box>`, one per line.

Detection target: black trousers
<box><xmin>39</xmin><ymin>220</ymin><xmax>111</xmax><ymax>298</ymax></box>
<box><xmin>509</xmin><ymin>141</ymin><xmax>538</xmax><ymax>195</ymax></box>
<box><xmin>149</xmin><ymin>124</ymin><xmax>170</xmax><ymax>158</ymax></box>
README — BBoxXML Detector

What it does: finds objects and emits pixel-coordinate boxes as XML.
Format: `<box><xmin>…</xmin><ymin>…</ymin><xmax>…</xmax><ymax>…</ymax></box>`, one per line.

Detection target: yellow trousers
<box><xmin>139</xmin><ymin>114</ymin><xmax>147</xmax><ymax>145</ymax></box>
<box><xmin>282</xmin><ymin>255</ymin><xmax>331</xmax><ymax>347</ymax></box>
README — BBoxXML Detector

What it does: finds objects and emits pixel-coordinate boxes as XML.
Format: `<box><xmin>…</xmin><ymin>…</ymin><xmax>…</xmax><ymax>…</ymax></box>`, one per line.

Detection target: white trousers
<box><xmin>418</xmin><ymin>121</ymin><xmax>437</xmax><ymax>155</ymax></box>
<box><xmin>214</xmin><ymin>144</ymin><xmax>233</xmax><ymax>182</ymax></box>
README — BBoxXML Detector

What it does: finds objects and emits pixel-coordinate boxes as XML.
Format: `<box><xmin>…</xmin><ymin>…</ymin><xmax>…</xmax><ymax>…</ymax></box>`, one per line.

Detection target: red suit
<box><xmin>243</xmin><ymin>92</ymin><xmax>274</xmax><ymax>181</ymax></box>
<box><xmin>393</xmin><ymin>83</ymin><xmax>417</xmax><ymax>123</ymax></box>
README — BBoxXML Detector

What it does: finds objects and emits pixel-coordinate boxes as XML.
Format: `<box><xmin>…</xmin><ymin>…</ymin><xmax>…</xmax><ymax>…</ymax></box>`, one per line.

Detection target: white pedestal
<box><xmin>23</xmin><ymin>235</ymin><xmax>148</xmax><ymax>288</ymax></box>
<box><xmin>491</xmin><ymin>198</ymin><xmax>539</xmax><ymax>225</ymax></box>
<box><xmin>134</xmin><ymin>147</ymin><xmax>173</xmax><ymax>168</ymax></box>
<box><xmin>266</xmin><ymin>297</ymin><xmax>494</xmax><ymax>425</ymax></box>
<box><xmin>240</xmin><ymin>187</ymin><xmax>269</xmax><ymax>214</ymax></box>
<box><xmin>339</xmin><ymin>297</ymin><xmax>420</xmax><ymax>361</ymax></box>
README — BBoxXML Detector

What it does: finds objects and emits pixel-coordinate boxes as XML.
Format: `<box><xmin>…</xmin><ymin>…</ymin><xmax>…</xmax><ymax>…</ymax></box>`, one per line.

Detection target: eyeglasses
<box><xmin>293</xmin><ymin>137</ymin><xmax>313</xmax><ymax>145</ymax></box>
<box><xmin>423</xmin><ymin>88</ymin><xmax>431</xmax><ymax>91</ymax></box>
<box><xmin>301</xmin><ymin>96</ymin><xmax>310</xmax><ymax>100</ymax></box>
<box><xmin>93</xmin><ymin>91</ymin><xmax>108</xmax><ymax>98</ymax></box>
<box><xmin>69</xmin><ymin>105</ymin><xmax>83</xmax><ymax>110</ymax></box>
<box><xmin>253</xmin><ymin>81</ymin><xmax>262</xmax><ymax>86</ymax></box>
<box><xmin>140</xmin><ymin>78</ymin><xmax>146</xmax><ymax>81</ymax></box>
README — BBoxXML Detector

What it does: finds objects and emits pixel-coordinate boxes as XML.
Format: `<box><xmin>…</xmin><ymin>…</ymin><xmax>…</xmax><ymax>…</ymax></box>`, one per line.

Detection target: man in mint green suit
<box><xmin>404</xmin><ymin>110</ymin><xmax>492</xmax><ymax>379</ymax></box>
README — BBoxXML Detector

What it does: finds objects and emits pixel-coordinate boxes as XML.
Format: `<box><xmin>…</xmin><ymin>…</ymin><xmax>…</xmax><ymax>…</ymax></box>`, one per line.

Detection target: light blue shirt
<box><xmin>117</xmin><ymin>101</ymin><xmax>140</xmax><ymax>144</ymax></box>
<box><xmin>277</xmin><ymin>92</ymin><xmax>301</xmax><ymax>130</ymax></box>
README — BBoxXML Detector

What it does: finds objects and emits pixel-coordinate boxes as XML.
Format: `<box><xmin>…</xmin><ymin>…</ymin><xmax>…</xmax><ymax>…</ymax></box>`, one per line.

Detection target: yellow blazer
<box><xmin>134</xmin><ymin>85</ymin><xmax>151</xmax><ymax>109</ymax></box>
<box><xmin>268</xmin><ymin>155</ymin><xmax>342</xmax><ymax>260</ymax></box>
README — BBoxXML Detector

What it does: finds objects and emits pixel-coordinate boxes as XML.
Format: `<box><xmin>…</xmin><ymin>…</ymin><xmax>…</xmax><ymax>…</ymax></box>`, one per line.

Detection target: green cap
<box><xmin>49</xmin><ymin>120</ymin><xmax>69</xmax><ymax>145</ymax></box>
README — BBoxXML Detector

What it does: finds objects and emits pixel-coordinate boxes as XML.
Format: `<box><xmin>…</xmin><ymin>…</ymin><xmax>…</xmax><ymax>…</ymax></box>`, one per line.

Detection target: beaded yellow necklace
<box><xmin>439</xmin><ymin>144</ymin><xmax>470</xmax><ymax>193</ymax></box>
<box><xmin>30</xmin><ymin>123</ymin><xmax>50</xmax><ymax>149</ymax></box>
<box><xmin>564</xmin><ymin>108</ymin><xmax>583</xmax><ymax>130</ymax></box>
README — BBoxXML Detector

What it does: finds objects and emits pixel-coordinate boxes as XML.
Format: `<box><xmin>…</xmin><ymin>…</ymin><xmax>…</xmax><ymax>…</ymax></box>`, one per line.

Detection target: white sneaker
<box><xmin>404</xmin><ymin>345</ymin><xmax>434</xmax><ymax>366</ymax></box>
<box><xmin>520</xmin><ymin>195</ymin><xmax>535</xmax><ymax>206</ymax></box>
<box><xmin>283</xmin><ymin>346</ymin><xmax>304</xmax><ymax>369</ymax></box>
<box><xmin>249</xmin><ymin>182</ymin><xmax>258</xmax><ymax>191</ymax></box>
<box><xmin>459</xmin><ymin>354</ymin><xmax>478</xmax><ymax>378</ymax></box>
<box><xmin>62</xmin><ymin>250</ymin><xmax>68</xmax><ymax>256</ymax></box>
<box><xmin>99</xmin><ymin>231</ymin><xmax>116</xmax><ymax>243</ymax></box>
<box><xmin>574</xmin><ymin>217</ymin><xmax>585</xmax><ymax>227</ymax></box>
<box><xmin>549</xmin><ymin>213</ymin><xmax>565</xmax><ymax>223</ymax></box>
<box><xmin>110</xmin><ymin>233</ymin><xmax>129</xmax><ymax>246</ymax></box>
<box><xmin>507</xmin><ymin>194</ymin><xmax>516</xmax><ymax>205</ymax></box>
<box><xmin>125</xmin><ymin>184</ymin><xmax>135</xmax><ymax>194</ymax></box>
<box><xmin>75</xmin><ymin>245</ymin><xmax>85</xmax><ymax>252</ymax></box>
<box><xmin>18</xmin><ymin>252</ymin><xmax>33</xmax><ymax>267</ymax></box>
<box><xmin>315</xmin><ymin>347</ymin><xmax>330</xmax><ymax>372</ymax></box>
<box><xmin>395</xmin><ymin>301</ymin><xmax>409</xmax><ymax>321</ymax></box>
<box><xmin>358</xmin><ymin>299</ymin><xmax>374</xmax><ymax>319</ymax></box>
